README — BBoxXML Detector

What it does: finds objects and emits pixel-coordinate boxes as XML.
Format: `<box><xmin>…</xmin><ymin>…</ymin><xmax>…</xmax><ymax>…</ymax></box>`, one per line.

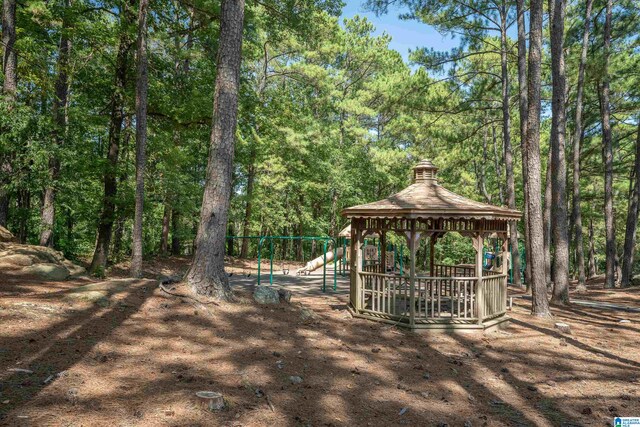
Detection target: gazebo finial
<box><xmin>413</xmin><ymin>159</ymin><xmax>438</xmax><ymax>183</ymax></box>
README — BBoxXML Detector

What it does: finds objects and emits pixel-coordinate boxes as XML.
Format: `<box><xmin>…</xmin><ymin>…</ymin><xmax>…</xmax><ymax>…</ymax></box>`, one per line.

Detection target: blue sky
<box><xmin>340</xmin><ymin>0</ymin><xmax>460</xmax><ymax>63</ymax></box>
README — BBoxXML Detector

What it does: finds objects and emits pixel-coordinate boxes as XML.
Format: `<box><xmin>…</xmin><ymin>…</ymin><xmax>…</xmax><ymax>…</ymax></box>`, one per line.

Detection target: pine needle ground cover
<box><xmin>1</xmin><ymin>257</ymin><xmax>638</xmax><ymax>426</ymax></box>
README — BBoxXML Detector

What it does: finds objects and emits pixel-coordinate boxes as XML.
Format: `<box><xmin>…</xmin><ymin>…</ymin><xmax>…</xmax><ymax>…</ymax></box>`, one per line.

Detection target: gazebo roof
<box><xmin>342</xmin><ymin>160</ymin><xmax>521</xmax><ymax>220</ymax></box>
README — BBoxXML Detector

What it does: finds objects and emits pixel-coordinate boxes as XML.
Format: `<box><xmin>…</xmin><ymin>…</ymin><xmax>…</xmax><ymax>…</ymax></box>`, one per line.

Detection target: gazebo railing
<box><xmin>479</xmin><ymin>273</ymin><xmax>507</xmax><ymax>320</ymax></box>
<box><xmin>434</xmin><ymin>263</ymin><xmax>474</xmax><ymax>277</ymax></box>
<box><xmin>434</xmin><ymin>263</ymin><xmax>502</xmax><ymax>278</ymax></box>
<box><xmin>358</xmin><ymin>271</ymin><xmax>507</xmax><ymax>323</ymax></box>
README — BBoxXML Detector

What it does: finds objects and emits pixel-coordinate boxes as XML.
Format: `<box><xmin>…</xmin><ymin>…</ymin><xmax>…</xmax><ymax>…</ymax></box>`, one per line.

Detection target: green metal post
<box><xmin>332</xmin><ymin>237</ymin><xmax>337</xmax><ymax>291</ymax></box>
<box><xmin>322</xmin><ymin>240</ymin><xmax>328</xmax><ymax>292</ymax></box>
<box><xmin>269</xmin><ymin>238</ymin><xmax>274</xmax><ymax>285</ymax></box>
<box><xmin>257</xmin><ymin>237</ymin><xmax>265</xmax><ymax>286</ymax></box>
<box><xmin>393</xmin><ymin>244</ymin><xmax>397</xmax><ymax>272</ymax></box>
<box><xmin>400</xmin><ymin>244</ymin><xmax>404</xmax><ymax>276</ymax></box>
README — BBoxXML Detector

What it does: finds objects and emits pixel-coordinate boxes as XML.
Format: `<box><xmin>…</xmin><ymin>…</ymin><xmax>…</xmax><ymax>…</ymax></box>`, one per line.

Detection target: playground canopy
<box><xmin>341</xmin><ymin>159</ymin><xmax>521</xmax><ymax>331</ymax></box>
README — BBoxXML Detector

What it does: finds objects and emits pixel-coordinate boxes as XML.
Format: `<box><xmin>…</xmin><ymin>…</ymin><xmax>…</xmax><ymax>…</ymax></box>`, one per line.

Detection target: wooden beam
<box><xmin>351</xmin><ymin>221</ymin><xmax>363</xmax><ymax>311</ymax></box>
<box><xmin>474</xmin><ymin>233</ymin><xmax>484</xmax><ymax>325</ymax></box>
<box><xmin>429</xmin><ymin>235</ymin><xmax>436</xmax><ymax>276</ymax></box>
<box><xmin>409</xmin><ymin>220</ymin><xmax>418</xmax><ymax>328</ymax></box>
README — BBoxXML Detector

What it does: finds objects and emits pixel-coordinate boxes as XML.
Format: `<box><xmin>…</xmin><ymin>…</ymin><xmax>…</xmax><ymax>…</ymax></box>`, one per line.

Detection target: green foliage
<box><xmin>0</xmin><ymin>0</ymin><xmax>638</xmax><ymax>276</ymax></box>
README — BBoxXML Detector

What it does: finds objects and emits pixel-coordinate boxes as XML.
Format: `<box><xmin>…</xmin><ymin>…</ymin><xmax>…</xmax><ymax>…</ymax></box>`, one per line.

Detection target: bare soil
<box><xmin>1</xmin><ymin>257</ymin><xmax>639</xmax><ymax>426</ymax></box>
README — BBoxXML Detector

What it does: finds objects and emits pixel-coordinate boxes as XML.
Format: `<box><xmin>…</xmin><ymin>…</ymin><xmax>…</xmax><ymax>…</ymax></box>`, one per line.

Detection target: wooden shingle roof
<box><xmin>342</xmin><ymin>160</ymin><xmax>521</xmax><ymax>220</ymax></box>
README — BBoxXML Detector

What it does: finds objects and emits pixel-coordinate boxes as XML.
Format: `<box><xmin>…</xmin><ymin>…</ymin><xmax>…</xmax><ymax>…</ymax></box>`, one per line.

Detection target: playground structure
<box><xmin>225</xmin><ymin>236</ymin><xmax>339</xmax><ymax>291</ymax></box>
<box><xmin>341</xmin><ymin>159</ymin><xmax>521</xmax><ymax>331</ymax></box>
<box><xmin>225</xmin><ymin>232</ymin><xmax>408</xmax><ymax>293</ymax></box>
<box><xmin>336</xmin><ymin>225</ymin><xmax>407</xmax><ymax>277</ymax></box>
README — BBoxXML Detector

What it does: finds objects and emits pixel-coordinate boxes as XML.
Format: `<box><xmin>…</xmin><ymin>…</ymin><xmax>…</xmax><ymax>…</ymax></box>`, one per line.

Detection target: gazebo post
<box><xmin>501</xmin><ymin>232</ymin><xmax>509</xmax><ymax>313</ymax></box>
<box><xmin>429</xmin><ymin>235</ymin><xmax>436</xmax><ymax>276</ymax></box>
<box><xmin>474</xmin><ymin>232</ymin><xmax>484</xmax><ymax>325</ymax></box>
<box><xmin>501</xmin><ymin>233</ymin><xmax>509</xmax><ymax>275</ymax></box>
<box><xmin>380</xmin><ymin>230</ymin><xmax>387</xmax><ymax>274</ymax></box>
<box><xmin>351</xmin><ymin>220</ymin><xmax>363</xmax><ymax>311</ymax></box>
<box><xmin>408</xmin><ymin>220</ymin><xmax>420</xmax><ymax>328</ymax></box>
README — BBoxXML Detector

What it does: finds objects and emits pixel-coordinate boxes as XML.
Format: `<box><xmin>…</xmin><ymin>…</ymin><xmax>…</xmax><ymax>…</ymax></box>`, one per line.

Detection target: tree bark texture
<box><xmin>600</xmin><ymin>0</ymin><xmax>616</xmax><ymax>289</ymax></box>
<box><xmin>572</xmin><ymin>0</ymin><xmax>593</xmax><ymax>291</ymax></box>
<box><xmin>621</xmin><ymin>121</ymin><xmax>640</xmax><ymax>287</ymax></box>
<box><xmin>89</xmin><ymin>3</ymin><xmax>134</xmax><ymax>275</ymax></box>
<box><xmin>588</xmin><ymin>216</ymin><xmax>597</xmax><ymax>278</ymax></box>
<box><xmin>549</xmin><ymin>0</ymin><xmax>570</xmax><ymax>304</ymax></box>
<box><xmin>516</xmin><ymin>0</ymin><xmax>528</xmax><ymax>288</ymax></box>
<box><xmin>2</xmin><ymin>0</ymin><xmax>17</xmax><ymax>97</ymax></box>
<box><xmin>186</xmin><ymin>0</ymin><xmax>245</xmax><ymax>299</ymax></box>
<box><xmin>543</xmin><ymin>149</ymin><xmax>552</xmax><ymax>286</ymax></box>
<box><xmin>160</xmin><ymin>202</ymin><xmax>170</xmax><ymax>256</ymax></box>
<box><xmin>0</xmin><ymin>0</ymin><xmax>17</xmax><ymax>226</ymax></box>
<box><xmin>525</xmin><ymin>0</ymin><xmax>551</xmax><ymax>316</ymax></box>
<box><xmin>171</xmin><ymin>208</ymin><xmax>181</xmax><ymax>254</ymax></box>
<box><xmin>40</xmin><ymin>1</ymin><xmax>72</xmax><ymax>247</ymax></box>
<box><xmin>131</xmin><ymin>0</ymin><xmax>150</xmax><ymax>278</ymax></box>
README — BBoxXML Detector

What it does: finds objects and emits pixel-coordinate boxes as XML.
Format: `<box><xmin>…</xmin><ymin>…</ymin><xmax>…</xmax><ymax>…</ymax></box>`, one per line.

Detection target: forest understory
<box><xmin>1</xmin><ymin>256</ymin><xmax>639</xmax><ymax>427</ymax></box>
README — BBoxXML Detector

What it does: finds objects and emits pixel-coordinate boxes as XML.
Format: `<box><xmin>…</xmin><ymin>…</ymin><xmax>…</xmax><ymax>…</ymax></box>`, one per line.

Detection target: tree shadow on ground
<box><xmin>1</xmin><ymin>274</ymin><xmax>639</xmax><ymax>426</ymax></box>
<box><xmin>0</xmin><ymin>278</ymin><xmax>155</xmax><ymax>423</ymax></box>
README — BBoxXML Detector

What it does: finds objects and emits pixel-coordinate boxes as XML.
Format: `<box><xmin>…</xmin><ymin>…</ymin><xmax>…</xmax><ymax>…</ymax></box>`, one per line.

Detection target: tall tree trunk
<box><xmin>111</xmin><ymin>116</ymin><xmax>132</xmax><ymax>262</ymax></box>
<box><xmin>492</xmin><ymin>125</ymin><xmax>504</xmax><ymax>205</ymax></box>
<box><xmin>543</xmin><ymin>150</ymin><xmax>552</xmax><ymax>286</ymax></box>
<box><xmin>0</xmin><ymin>0</ymin><xmax>17</xmax><ymax>226</ymax></box>
<box><xmin>40</xmin><ymin>1</ymin><xmax>71</xmax><ymax>247</ymax></box>
<box><xmin>65</xmin><ymin>205</ymin><xmax>73</xmax><ymax>244</ymax></box>
<box><xmin>588</xmin><ymin>215</ymin><xmax>597</xmax><ymax>278</ymax></box>
<box><xmin>500</xmin><ymin>3</ymin><xmax>520</xmax><ymax>286</ymax></box>
<box><xmin>516</xmin><ymin>0</ymin><xmax>528</xmax><ymax>289</ymax></box>
<box><xmin>549</xmin><ymin>0</ymin><xmax>570</xmax><ymax>304</ymax></box>
<box><xmin>16</xmin><ymin>188</ymin><xmax>29</xmax><ymax>243</ymax></box>
<box><xmin>89</xmin><ymin>3</ymin><xmax>134</xmax><ymax>275</ymax></box>
<box><xmin>131</xmin><ymin>0</ymin><xmax>150</xmax><ymax>278</ymax></box>
<box><xmin>163</xmin><ymin>5</ymin><xmax>192</xmax><ymax>259</ymax></box>
<box><xmin>227</xmin><ymin>222</ymin><xmax>234</xmax><ymax>256</ymax></box>
<box><xmin>1</xmin><ymin>0</ymin><xmax>17</xmax><ymax>98</ymax></box>
<box><xmin>476</xmin><ymin>124</ymin><xmax>492</xmax><ymax>203</ymax></box>
<box><xmin>620</xmin><ymin>121</ymin><xmax>640</xmax><ymax>287</ymax></box>
<box><xmin>185</xmin><ymin>0</ymin><xmax>245</xmax><ymax>299</ymax></box>
<box><xmin>160</xmin><ymin>202</ymin><xmax>170</xmax><ymax>256</ymax></box>
<box><xmin>171</xmin><ymin>208</ymin><xmax>181</xmax><ymax>255</ymax></box>
<box><xmin>600</xmin><ymin>0</ymin><xmax>615</xmax><ymax>289</ymax></box>
<box><xmin>525</xmin><ymin>0</ymin><xmax>551</xmax><ymax>316</ymax></box>
<box><xmin>571</xmin><ymin>0</ymin><xmax>593</xmax><ymax>292</ymax></box>
<box><xmin>112</xmin><ymin>212</ymin><xmax>126</xmax><ymax>261</ymax></box>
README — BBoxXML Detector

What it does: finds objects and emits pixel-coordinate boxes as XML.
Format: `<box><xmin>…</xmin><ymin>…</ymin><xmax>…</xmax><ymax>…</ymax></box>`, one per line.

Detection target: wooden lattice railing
<box><xmin>479</xmin><ymin>274</ymin><xmax>507</xmax><ymax>320</ymax></box>
<box><xmin>357</xmin><ymin>271</ymin><xmax>507</xmax><ymax>323</ymax></box>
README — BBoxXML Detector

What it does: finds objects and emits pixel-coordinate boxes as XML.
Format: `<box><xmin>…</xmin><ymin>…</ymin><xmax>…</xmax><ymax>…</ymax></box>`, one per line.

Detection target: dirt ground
<box><xmin>1</xmin><ymin>257</ymin><xmax>639</xmax><ymax>427</ymax></box>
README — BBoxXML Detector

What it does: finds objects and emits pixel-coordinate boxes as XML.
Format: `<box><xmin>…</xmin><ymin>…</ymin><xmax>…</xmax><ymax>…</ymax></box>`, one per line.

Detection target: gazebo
<box><xmin>341</xmin><ymin>160</ymin><xmax>521</xmax><ymax>331</ymax></box>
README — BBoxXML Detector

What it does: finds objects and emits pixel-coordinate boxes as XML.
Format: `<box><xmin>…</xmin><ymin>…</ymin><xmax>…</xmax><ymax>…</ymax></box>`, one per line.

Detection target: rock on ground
<box><xmin>277</xmin><ymin>289</ymin><xmax>292</xmax><ymax>303</ymax></box>
<box><xmin>0</xmin><ymin>225</ymin><xmax>16</xmax><ymax>243</ymax></box>
<box><xmin>64</xmin><ymin>279</ymin><xmax>143</xmax><ymax>306</ymax></box>
<box><xmin>22</xmin><ymin>263</ymin><xmax>70</xmax><ymax>280</ymax></box>
<box><xmin>253</xmin><ymin>286</ymin><xmax>281</xmax><ymax>304</ymax></box>
<box><xmin>554</xmin><ymin>322</ymin><xmax>571</xmax><ymax>334</ymax></box>
<box><xmin>0</xmin><ymin>233</ymin><xmax>85</xmax><ymax>281</ymax></box>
